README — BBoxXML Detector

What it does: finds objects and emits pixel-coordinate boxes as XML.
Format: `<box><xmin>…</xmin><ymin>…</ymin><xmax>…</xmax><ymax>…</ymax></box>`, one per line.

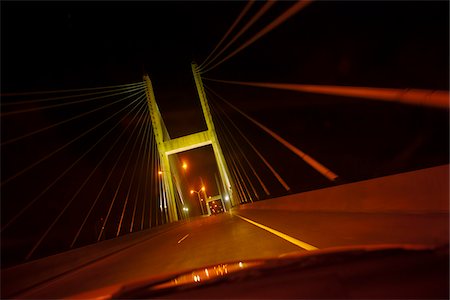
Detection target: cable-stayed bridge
<box><xmin>1</xmin><ymin>1</ymin><xmax>448</xmax><ymax>298</ymax></box>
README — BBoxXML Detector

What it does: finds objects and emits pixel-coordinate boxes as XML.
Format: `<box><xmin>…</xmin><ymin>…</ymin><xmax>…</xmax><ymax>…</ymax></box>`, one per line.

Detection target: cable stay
<box><xmin>156</xmin><ymin>155</ymin><xmax>165</xmax><ymax>222</ymax></box>
<box><xmin>203</xmin><ymin>78</ymin><xmax>450</xmax><ymax>109</ymax></box>
<box><xmin>142</xmin><ymin>133</ymin><xmax>155</xmax><ymax>230</ymax></box>
<box><xmin>1</xmin><ymin>85</ymin><xmax>145</xmax><ymax>116</ymax></box>
<box><xmin>199</xmin><ymin>0</ymin><xmax>269</xmax><ymax>72</ymax></box>
<box><xmin>130</xmin><ymin>122</ymin><xmax>152</xmax><ymax>233</ymax></box>
<box><xmin>211</xmin><ymin>101</ymin><xmax>260</xmax><ymax>200</ymax></box>
<box><xmin>210</xmin><ymin>100</ymin><xmax>270</xmax><ymax>198</ymax></box>
<box><xmin>147</xmin><ymin>134</ymin><xmax>157</xmax><ymax>228</ymax></box>
<box><xmin>204</xmin><ymin>85</ymin><xmax>291</xmax><ymax>190</ymax></box>
<box><xmin>1</xmin><ymin>96</ymin><xmax>147</xmax><ymax>232</ymax></box>
<box><xmin>158</xmin><ymin>156</ymin><xmax>169</xmax><ymax>223</ymax></box>
<box><xmin>97</xmin><ymin>114</ymin><xmax>150</xmax><ymax>242</ymax></box>
<box><xmin>70</xmin><ymin>104</ymin><xmax>148</xmax><ymax>248</ymax></box>
<box><xmin>198</xmin><ymin>1</ymin><xmax>255</xmax><ymax>71</ymax></box>
<box><xmin>1</xmin><ymin>81</ymin><xmax>144</xmax><ymax>97</ymax></box>
<box><xmin>230</xmin><ymin>156</ymin><xmax>251</xmax><ymax>203</ymax></box>
<box><xmin>201</xmin><ymin>0</ymin><xmax>313</xmax><ymax>74</ymax></box>
<box><xmin>116</xmin><ymin>119</ymin><xmax>151</xmax><ymax>237</ymax></box>
<box><xmin>1</xmin><ymin>89</ymin><xmax>145</xmax><ymax>146</ymax></box>
<box><xmin>1</xmin><ymin>82</ymin><xmax>145</xmax><ymax>106</ymax></box>
<box><xmin>156</xmin><ymin>152</ymin><xmax>163</xmax><ymax>224</ymax></box>
<box><xmin>210</xmin><ymin>98</ymin><xmax>271</xmax><ymax>196</ymax></box>
<box><xmin>25</xmin><ymin>99</ymin><xmax>148</xmax><ymax>260</ymax></box>
<box><xmin>205</xmin><ymin>84</ymin><xmax>338</xmax><ymax>182</ymax></box>
<box><xmin>217</xmin><ymin>126</ymin><xmax>256</xmax><ymax>202</ymax></box>
<box><xmin>1</xmin><ymin>90</ymin><xmax>147</xmax><ymax>187</ymax></box>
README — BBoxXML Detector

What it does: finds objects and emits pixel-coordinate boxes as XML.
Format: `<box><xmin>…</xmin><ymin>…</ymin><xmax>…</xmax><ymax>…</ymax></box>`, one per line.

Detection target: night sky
<box><xmin>1</xmin><ymin>1</ymin><xmax>449</xmax><ymax>266</ymax></box>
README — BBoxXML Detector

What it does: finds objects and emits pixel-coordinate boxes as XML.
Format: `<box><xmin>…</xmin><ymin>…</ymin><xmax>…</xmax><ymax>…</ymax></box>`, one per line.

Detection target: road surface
<box><xmin>6</xmin><ymin>208</ymin><xmax>448</xmax><ymax>299</ymax></box>
<box><xmin>3</xmin><ymin>165</ymin><xmax>448</xmax><ymax>298</ymax></box>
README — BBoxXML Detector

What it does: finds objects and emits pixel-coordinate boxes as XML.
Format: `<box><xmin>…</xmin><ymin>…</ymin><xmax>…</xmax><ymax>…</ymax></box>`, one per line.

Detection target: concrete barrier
<box><xmin>235</xmin><ymin>164</ymin><xmax>449</xmax><ymax>214</ymax></box>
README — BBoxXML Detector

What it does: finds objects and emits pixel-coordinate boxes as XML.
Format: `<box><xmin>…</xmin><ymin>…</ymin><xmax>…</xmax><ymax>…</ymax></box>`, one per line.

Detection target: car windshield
<box><xmin>1</xmin><ymin>1</ymin><xmax>448</xmax><ymax>299</ymax></box>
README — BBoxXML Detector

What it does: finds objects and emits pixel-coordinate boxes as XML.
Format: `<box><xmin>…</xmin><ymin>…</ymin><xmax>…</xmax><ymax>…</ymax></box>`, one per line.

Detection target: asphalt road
<box><xmin>13</xmin><ymin>208</ymin><xmax>448</xmax><ymax>299</ymax></box>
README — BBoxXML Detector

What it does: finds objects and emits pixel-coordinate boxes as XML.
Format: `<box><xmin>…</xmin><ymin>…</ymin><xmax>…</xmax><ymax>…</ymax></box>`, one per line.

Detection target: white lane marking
<box><xmin>235</xmin><ymin>214</ymin><xmax>318</xmax><ymax>251</ymax></box>
<box><xmin>177</xmin><ymin>234</ymin><xmax>189</xmax><ymax>244</ymax></box>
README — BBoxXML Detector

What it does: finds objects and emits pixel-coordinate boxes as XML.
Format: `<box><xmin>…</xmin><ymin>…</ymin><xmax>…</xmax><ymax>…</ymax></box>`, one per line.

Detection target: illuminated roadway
<box><xmin>8</xmin><ymin>210</ymin><xmax>448</xmax><ymax>298</ymax></box>
<box><xmin>3</xmin><ymin>165</ymin><xmax>448</xmax><ymax>298</ymax></box>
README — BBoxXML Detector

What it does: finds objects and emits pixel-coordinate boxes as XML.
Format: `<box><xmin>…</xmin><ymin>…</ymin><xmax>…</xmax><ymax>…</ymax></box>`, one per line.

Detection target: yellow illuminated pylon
<box><xmin>143</xmin><ymin>63</ymin><xmax>238</xmax><ymax>222</ymax></box>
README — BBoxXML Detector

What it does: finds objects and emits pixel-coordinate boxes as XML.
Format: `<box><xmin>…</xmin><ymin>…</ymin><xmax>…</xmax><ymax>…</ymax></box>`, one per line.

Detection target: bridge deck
<box><xmin>2</xmin><ymin>165</ymin><xmax>448</xmax><ymax>298</ymax></box>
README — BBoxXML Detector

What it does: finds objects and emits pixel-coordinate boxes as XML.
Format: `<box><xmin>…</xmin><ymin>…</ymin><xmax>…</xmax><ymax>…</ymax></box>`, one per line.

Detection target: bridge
<box><xmin>1</xmin><ymin>1</ymin><xmax>449</xmax><ymax>298</ymax></box>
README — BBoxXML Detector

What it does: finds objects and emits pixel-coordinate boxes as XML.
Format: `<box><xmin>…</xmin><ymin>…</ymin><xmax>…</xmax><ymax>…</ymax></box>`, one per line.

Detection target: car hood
<box><xmin>68</xmin><ymin>243</ymin><xmax>446</xmax><ymax>299</ymax></box>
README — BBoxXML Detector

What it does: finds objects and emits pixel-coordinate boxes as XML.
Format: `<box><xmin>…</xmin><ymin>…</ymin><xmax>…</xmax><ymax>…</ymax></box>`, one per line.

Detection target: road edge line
<box><xmin>234</xmin><ymin>214</ymin><xmax>318</xmax><ymax>251</ymax></box>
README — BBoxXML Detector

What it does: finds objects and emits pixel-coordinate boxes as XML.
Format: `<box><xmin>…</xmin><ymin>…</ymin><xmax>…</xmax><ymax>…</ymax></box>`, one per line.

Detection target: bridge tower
<box><xmin>143</xmin><ymin>63</ymin><xmax>238</xmax><ymax>222</ymax></box>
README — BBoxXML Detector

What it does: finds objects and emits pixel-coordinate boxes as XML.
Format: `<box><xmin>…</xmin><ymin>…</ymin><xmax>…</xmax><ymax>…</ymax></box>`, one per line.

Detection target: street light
<box><xmin>190</xmin><ymin>187</ymin><xmax>206</xmax><ymax>215</ymax></box>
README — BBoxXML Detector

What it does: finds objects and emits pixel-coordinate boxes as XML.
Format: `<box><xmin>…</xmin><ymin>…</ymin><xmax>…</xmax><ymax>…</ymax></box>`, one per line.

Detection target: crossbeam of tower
<box><xmin>143</xmin><ymin>63</ymin><xmax>238</xmax><ymax>222</ymax></box>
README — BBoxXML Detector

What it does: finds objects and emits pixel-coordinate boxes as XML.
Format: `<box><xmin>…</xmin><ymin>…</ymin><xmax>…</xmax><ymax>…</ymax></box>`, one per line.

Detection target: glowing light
<box><xmin>224</xmin><ymin>195</ymin><xmax>230</xmax><ymax>201</ymax></box>
<box><xmin>204</xmin><ymin>268</ymin><xmax>209</xmax><ymax>277</ymax></box>
<box><xmin>238</xmin><ymin>262</ymin><xmax>243</xmax><ymax>268</ymax></box>
<box><xmin>190</xmin><ymin>190</ymin><xmax>194</xmax><ymax>194</ymax></box>
<box><xmin>158</xmin><ymin>171</ymin><xmax>163</xmax><ymax>175</ymax></box>
<box><xmin>201</xmin><ymin>186</ymin><xmax>205</xmax><ymax>191</ymax></box>
<box><xmin>182</xmin><ymin>162</ymin><xmax>188</xmax><ymax>170</ymax></box>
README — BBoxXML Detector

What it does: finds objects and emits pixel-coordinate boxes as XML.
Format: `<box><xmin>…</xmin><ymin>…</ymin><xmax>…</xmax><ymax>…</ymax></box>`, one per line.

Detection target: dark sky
<box><xmin>1</xmin><ymin>1</ymin><xmax>449</xmax><ymax>266</ymax></box>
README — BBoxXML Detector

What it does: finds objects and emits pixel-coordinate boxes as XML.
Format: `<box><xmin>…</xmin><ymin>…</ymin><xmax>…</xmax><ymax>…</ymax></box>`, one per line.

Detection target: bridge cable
<box><xmin>144</xmin><ymin>133</ymin><xmax>156</xmax><ymax>229</ymax></box>
<box><xmin>1</xmin><ymin>81</ymin><xmax>144</xmax><ymax>97</ymax></box>
<box><xmin>97</xmin><ymin>113</ymin><xmax>150</xmax><ymax>242</ymax></box>
<box><xmin>1</xmin><ymin>85</ymin><xmax>145</xmax><ymax>117</ymax></box>
<box><xmin>156</xmin><ymin>155</ymin><xmax>168</xmax><ymax>223</ymax></box>
<box><xmin>2</xmin><ymin>94</ymin><xmax>147</xmax><ymax>232</ymax></box>
<box><xmin>204</xmin><ymin>84</ymin><xmax>338</xmax><ymax>182</ymax></box>
<box><xmin>149</xmin><ymin>138</ymin><xmax>157</xmax><ymax>227</ymax></box>
<box><xmin>200</xmin><ymin>0</ymin><xmax>313</xmax><ymax>74</ymax></box>
<box><xmin>198</xmin><ymin>0</ymin><xmax>265</xmax><ymax>72</ymax></box>
<box><xmin>206</xmin><ymin>117</ymin><xmax>252</xmax><ymax>204</ymax></box>
<box><xmin>216</xmin><ymin>120</ymin><xmax>256</xmax><ymax>202</ymax></box>
<box><xmin>26</xmin><ymin>98</ymin><xmax>148</xmax><ymax>260</ymax></box>
<box><xmin>228</xmin><ymin>153</ymin><xmax>250</xmax><ymax>203</ymax></box>
<box><xmin>155</xmin><ymin>152</ymin><xmax>162</xmax><ymax>224</ymax></box>
<box><xmin>140</xmin><ymin>123</ymin><xmax>154</xmax><ymax>230</ymax></box>
<box><xmin>211</xmin><ymin>102</ymin><xmax>260</xmax><ymax>201</ymax></box>
<box><xmin>70</xmin><ymin>102</ymin><xmax>148</xmax><ymax>247</ymax></box>
<box><xmin>210</xmin><ymin>99</ymin><xmax>270</xmax><ymax>197</ymax></box>
<box><xmin>210</xmin><ymin>97</ymin><xmax>271</xmax><ymax>196</ymax></box>
<box><xmin>151</xmin><ymin>134</ymin><xmax>157</xmax><ymax>226</ymax></box>
<box><xmin>131</xmin><ymin>123</ymin><xmax>152</xmax><ymax>233</ymax></box>
<box><xmin>1</xmin><ymin>89</ymin><xmax>147</xmax><ymax>186</ymax></box>
<box><xmin>203</xmin><ymin>78</ymin><xmax>450</xmax><ymax>109</ymax></box>
<box><xmin>204</xmin><ymin>85</ymin><xmax>291</xmax><ymax>190</ymax></box>
<box><xmin>1</xmin><ymin>82</ymin><xmax>144</xmax><ymax>106</ymax></box>
<box><xmin>1</xmin><ymin>87</ymin><xmax>146</xmax><ymax>146</ymax></box>
<box><xmin>140</xmin><ymin>124</ymin><xmax>151</xmax><ymax>230</ymax></box>
<box><xmin>198</xmin><ymin>1</ymin><xmax>255</xmax><ymax>70</ymax></box>
<box><xmin>116</xmin><ymin>117</ymin><xmax>151</xmax><ymax>236</ymax></box>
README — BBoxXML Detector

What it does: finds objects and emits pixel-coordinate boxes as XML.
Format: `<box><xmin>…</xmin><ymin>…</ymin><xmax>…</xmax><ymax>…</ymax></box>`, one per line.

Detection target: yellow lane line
<box><xmin>177</xmin><ymin>234</ymin><xmax>189</xmax><ymax>244</ymax></box>
<box><xmin>235</xmin><ymin>214</ymin><xmax>318</xmax><ymax>251</ymax></box>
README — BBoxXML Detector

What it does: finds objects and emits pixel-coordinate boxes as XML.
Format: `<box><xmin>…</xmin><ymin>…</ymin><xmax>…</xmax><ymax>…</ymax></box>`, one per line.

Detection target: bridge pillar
<box><xmin>191</xmin><ymin>63</ymin><xmax>238</xmax><ymax>207</ymax></box>
<box><xmin>143</xmin><ymin>75</ymin><xmax>178</xmax><ymax>222</ymax></box>
<box><xmin>143</xmin><ymin>64</ymin><xmax>239</xmax><ymax>223</ymax></box>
